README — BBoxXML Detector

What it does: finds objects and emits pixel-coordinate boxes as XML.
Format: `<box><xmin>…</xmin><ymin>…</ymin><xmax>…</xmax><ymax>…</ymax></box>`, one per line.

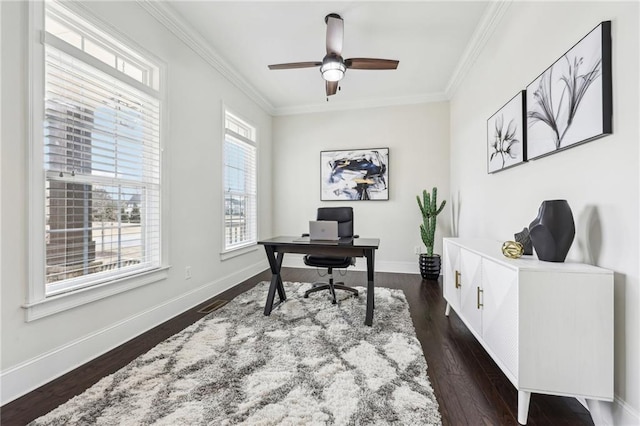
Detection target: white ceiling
<box><xmin>161</xmin><ymin>1</ymin><xmax>494</xmax><ymax>114</ymax></box>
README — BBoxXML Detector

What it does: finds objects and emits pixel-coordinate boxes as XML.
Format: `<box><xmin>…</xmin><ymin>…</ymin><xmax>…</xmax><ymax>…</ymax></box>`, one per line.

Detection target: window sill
<box><xmin>23</xmin><ymin>266</ymin><xmax>170</xmax><ymax>322</ymax></box>
<box><xmin>220</xmin><ymin>244</ymin><xmax>259</xmax><ymax>261</ymax></box>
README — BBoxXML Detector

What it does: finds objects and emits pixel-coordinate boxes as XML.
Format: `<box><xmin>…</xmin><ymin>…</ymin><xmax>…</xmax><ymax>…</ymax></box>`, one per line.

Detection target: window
<box><xmin>27</xmin><ymin>0</ymin><xmax>164</xmax><ymax>317</ymax></box>
<box><xmin>44</xmin><ymin>1</ymin><xmax>159</xmax><ymax>89</ymax></box>
<box><xmin>223</xmin><ymin>111</ymin><xmax>257</xmax><ymax>251</ymax></box>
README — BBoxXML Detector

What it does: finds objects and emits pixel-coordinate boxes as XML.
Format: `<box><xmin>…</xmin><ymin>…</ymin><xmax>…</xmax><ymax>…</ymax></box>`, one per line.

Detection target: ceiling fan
<box><xmin>268</xmin><ymin>13</ymin><xmax>399</xmax><ymax>97</ymax></box>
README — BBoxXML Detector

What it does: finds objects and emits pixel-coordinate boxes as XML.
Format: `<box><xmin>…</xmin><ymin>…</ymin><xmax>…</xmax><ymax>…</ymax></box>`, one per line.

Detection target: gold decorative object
<box><xmin>502</xmin><ymin>241</ymin><xmax>524</xmax><ymax>259</ymax></box>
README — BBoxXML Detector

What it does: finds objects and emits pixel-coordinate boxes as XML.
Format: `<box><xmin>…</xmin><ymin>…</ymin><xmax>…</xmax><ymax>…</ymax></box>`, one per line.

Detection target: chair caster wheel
<box><xmin>332</xmin><ymin>300</ymin><xmax>337</xmax><ymax>305</ymax></box>
<box><xmin>304</xmin><ymin>294</ymin><xmax>309</xmax><ymax>298</ymax></box>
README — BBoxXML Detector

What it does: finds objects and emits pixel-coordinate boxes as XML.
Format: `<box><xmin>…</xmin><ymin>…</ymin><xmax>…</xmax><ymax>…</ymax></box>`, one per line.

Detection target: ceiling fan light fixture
<box><xmin>267</xmin><ymin>13</ymin><xmax>399</xmax><ymax>95</ymax></box>
<box><xmin>320</xmin><ymin>59</ymin><xmax>346</xmax><ymax>82</ymax></box>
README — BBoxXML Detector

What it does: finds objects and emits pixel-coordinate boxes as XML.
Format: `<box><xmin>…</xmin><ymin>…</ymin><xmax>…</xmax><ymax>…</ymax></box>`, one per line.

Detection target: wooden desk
<box><xmin>257</xmin><ymin>236</ymin><xmax>380</xmax><ymax>326</ymax></box>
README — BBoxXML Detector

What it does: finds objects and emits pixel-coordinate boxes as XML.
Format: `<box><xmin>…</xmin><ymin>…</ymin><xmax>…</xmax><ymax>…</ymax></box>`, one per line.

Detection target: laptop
<box><xmin>309</xmin><ymin>220</ymin><xmax>340</xmax><ymax>241</ymax></box>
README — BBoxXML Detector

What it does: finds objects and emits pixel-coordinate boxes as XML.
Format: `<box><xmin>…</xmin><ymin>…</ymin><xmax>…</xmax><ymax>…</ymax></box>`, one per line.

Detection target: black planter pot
<box><xmin>419</xmin><ymin>254</ymin><xmax>441</xmax><ymax>280</ymax></box>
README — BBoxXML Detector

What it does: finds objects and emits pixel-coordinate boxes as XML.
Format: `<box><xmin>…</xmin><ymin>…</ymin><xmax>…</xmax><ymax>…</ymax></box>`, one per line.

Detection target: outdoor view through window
<box><xmin>223</xmin><ymin>111</ymin><xmax>257</xmax><ymax>251</ymax></box>
<box><xmin>42</xmin><ymin>0</ymin><xmax>161</xmax><ymax>295</ymax></box>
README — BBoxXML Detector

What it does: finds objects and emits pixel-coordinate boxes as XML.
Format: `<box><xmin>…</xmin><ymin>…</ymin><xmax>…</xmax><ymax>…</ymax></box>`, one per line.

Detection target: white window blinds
<box><xmin>43</xmin><ymin>1</ymin><xmax>161</xmax><ymax>295</ymax></box>
<box><xmin>223</xmin><ymin>112</ymin><xmax>257</xmax><ymax>251</ymax></box>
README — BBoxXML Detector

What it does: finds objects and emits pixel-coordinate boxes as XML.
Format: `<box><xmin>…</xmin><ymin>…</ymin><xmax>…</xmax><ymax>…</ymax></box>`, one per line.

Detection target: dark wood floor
<box><xmin>1</xmin><ymin>268</ymin><xmax>593</xmax><ymax>426</ymax></box>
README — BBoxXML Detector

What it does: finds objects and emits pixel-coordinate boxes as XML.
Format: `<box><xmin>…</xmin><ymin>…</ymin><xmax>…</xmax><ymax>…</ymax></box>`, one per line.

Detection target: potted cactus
<box><xmin>417</xmin><ymin>187</ymin><xmax>446</xmax><ymax>280</ymax></box>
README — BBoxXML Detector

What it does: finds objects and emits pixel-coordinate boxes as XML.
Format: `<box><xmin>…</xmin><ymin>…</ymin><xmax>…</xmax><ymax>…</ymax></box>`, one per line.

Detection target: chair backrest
<box><xmin>317</xmin><ymin>207</ymin><xmax>354</xmax><ymax>238</ymax></box>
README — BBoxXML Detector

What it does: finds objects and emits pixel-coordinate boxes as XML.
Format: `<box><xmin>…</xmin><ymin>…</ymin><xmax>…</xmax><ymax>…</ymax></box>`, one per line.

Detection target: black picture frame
<box><xmin>487</xmin><ymin>90</ymin><xmax>527</xmax><ymax>173</ymax></box>
<box><xmin>526</xmin><ymin>21</ymin><xmax>612</xmax><ymax>161</ymax></box>
<box><xmin>320</xmin><ymin>148</ymin><xmax>389</xmax><ymax>201</ymax></box>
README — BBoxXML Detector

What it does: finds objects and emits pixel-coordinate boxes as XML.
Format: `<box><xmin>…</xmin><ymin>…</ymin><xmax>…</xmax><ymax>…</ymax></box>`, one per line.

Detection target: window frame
<box><xmin>44</xmin><ymin>2</ymin><xmax>159</xmax><ymax>91</ymax></box>
<box><xmin>220</xmin><ymin>105</ymin><xmax>258</xmax><ymax>258</ymax></box>
<box><xmin>25</xmin><ymin>0</ymin><xmax>169</xmax><ymax>321</ymax></box>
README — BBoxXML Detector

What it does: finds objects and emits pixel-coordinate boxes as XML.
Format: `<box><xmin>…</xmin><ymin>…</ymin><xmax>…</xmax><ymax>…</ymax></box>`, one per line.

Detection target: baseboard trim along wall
<box><xmin>585</xmin><ymin>395</ymin><xmax>640</xmax><ymax>426</ymax></box>
<box><xmin>612</xmin><ymin>395</ymin><xmax>640</xmax><ymax>426</ymax></box>
<box><xmin>0</xmin><ymin>259</ymin><xmax>268</xmax><ymax>406</ymax></box>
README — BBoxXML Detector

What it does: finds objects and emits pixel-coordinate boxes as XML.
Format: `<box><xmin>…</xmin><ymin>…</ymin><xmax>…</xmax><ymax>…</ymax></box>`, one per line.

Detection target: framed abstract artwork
<box><xmin>320</xmin><ymin>148</ymin><xmax>389</xmax><ymax>201</ymax></box>
<box><xmin>526</xmin><ymin>21</ymin><xmax>612</xmax><ymax>161</ymax></box>
<box><xmin>487</xmin><ymin>90</ymin><xmax>527</xmax><ymax>173</ymax></box>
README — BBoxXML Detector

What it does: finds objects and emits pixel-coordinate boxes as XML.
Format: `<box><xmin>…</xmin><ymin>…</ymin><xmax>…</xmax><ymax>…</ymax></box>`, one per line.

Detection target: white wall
<box><xmin>0</xmin><ymin>1</ymin><xmax>272</xmax><ymax>403</ymax></box>
<box><xmin>449</xmin><ymin>2</ymin><xmax>639</xmax><ymax>423</ymax></box>
<box><xmin>272</xmin><ymin>103</ymin><xmax>450</xmax><ymax>273</ymax></box>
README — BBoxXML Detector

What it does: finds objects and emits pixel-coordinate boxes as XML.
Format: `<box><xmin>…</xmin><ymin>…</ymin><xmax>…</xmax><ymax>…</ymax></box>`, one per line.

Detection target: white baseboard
<box><xmin>0</xmin><ymin>259</ymin><xmax>268</xmax><ymax>406</ymax></box>
<box><xmin>282</xmin><ymin>254</ymin><xmax>425</xmax><ymax>276</ymax></box>
<box><xmin>581</xmin><ymin>395</ymin><xmax>640</xmax><ymax>426</ymax></box>
<box><xmin>612</xmin><ymin>395</ymin><xmax>640</xmax><ymax>426</ymax></box>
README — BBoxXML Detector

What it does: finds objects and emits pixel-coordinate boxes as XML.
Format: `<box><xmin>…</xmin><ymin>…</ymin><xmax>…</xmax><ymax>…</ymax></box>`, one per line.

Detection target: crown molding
<box><xmin>445</xmin><ymin>0</ymin><xmax>513</xmax><ymax>99</ymax></box>
<box><xmin>273</xmin><ymin>91</ymin><xmax>449</xmax><ymax>116</ymax></box>
<box><xmin>136</xmin><ymin>0</ymin><xmax>275</xmax><ymax>115</ymax></box>
<box><xmin>137</xmin><ymin>0</ymin><xmax>510</xmax><ymax>117</ymax></box>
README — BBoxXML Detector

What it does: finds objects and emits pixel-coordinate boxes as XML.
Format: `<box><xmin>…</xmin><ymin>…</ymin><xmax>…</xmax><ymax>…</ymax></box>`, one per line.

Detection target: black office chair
<box><xmin>304</xmin><ymin>207</ymin><xmax>359</xmax><ymax>304</ymax></box>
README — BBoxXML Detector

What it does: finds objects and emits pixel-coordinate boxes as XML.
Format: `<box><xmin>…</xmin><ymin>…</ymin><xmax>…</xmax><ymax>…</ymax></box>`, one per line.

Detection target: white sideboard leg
<box><xmin>518</xmin><ymin>391</ymin><xmax>531</xmax><ymax>425</ymax></box>
<box><xmin>585</xmin><ymin>399</ymin><xmax>612</xmax><ymax>426</ymax></box>
<box><xmin>445</xmin><ymin>302</ymin><xmax>451</xmax><ymax>316</ymax></box>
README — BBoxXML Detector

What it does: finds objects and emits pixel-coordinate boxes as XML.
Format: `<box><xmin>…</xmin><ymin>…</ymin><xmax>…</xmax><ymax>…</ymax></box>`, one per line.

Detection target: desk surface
<box><xmin>258</xmin><ymin>236</ymin><xmax>380</xmax><ymax>249</ymax></box>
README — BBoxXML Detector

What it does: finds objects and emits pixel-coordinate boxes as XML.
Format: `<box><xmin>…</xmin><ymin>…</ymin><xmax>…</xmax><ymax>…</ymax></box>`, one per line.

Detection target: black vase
<box><xmin>529</xmin><ymin>200</ymin><xmax>575</xmax><ymax>262</ymax></box>
<box><xmin>419</xmin><ymin>254</ymin><xmax>441</xmax><ymax>280</ymax></box>
<box><xmin>514</xmin><ymin>227</ymin><xmax>533</xmax><ymax>255</ymax></box>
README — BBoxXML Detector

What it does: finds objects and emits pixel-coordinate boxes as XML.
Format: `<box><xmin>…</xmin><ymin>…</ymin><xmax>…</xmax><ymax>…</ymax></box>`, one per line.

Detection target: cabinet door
<box><xmin>481</xmin><ymin>258</ymin><xmax>519</xmax><ymax>380</ymax></box>
<box><xmin>459</xmin><ymin>248</ymin><xmax>482</xmax><ymax>338</ymax></box>
<box><xmin>443</xmin><ymin>241</ymin><xmax>461</xmax><ymax>312</ymax></box>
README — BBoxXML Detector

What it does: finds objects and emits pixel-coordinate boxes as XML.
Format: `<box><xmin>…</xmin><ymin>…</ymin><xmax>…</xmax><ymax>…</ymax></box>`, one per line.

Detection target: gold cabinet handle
<box><xmin>455</xmin><ymin>270</ymin><xmax>461</xmax><ymax>288</ymax></box>
<box><xmin>477</xmin><ymin>287</ymin><xmax>483</xmax><ymax>309</ymax></box>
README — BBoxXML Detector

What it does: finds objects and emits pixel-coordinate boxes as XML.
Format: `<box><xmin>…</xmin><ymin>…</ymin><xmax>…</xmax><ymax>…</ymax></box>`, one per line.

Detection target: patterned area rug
<box><xmin>31</xmin><ymin>282</ymin><xmax>442</xmax><ymax>425</ymax></box>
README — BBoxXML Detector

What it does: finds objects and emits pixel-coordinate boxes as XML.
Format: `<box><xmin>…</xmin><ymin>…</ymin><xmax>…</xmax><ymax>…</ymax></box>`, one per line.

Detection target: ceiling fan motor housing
<box><xmin>324</xmin><ymin>13</ymin><xmax>342</xmax><ymax>24</ymax></box>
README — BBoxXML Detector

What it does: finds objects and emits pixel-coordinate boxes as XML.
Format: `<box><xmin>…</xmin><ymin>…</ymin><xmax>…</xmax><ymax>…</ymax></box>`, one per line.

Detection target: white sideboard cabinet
<box><xmin>443</xmin><ymin>238</ymin><xmax>613</xmax><ymax>425</ymax></box>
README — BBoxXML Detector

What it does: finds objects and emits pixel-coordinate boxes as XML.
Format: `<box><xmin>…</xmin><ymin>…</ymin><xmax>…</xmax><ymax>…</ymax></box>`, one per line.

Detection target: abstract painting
<box><xmin>526</xmin><ymin>21</ymin><xmax>612</xmax><ymax>160</ymax></box>
<box><xmin>487</xmin><ymin>90</ymin><xmax>526</xmax><ymax>173</ymax></box>
<box><xmin>321</xmin><ymin>148</ymin><xmax>389</xmax><ymax>201</ymax></box>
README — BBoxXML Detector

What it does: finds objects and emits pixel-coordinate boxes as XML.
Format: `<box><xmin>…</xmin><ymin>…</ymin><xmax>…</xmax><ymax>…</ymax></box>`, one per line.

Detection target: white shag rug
<box><xmin>31</xmin><ymin>282</ymin><xmax>442</xmax><ymax>425</ymax></box>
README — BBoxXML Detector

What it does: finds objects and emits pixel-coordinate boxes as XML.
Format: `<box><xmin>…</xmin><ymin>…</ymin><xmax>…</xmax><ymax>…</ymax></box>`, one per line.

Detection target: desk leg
<box><xmin>365</xmin><ymin>248</ymin><xmax>375</xmax><ymax>326</ymax></box>
<box><xmin>275</xmin><ymin>268</ymin><xmax>286</xmax><ymax>301</ymax></box>
<box><xmin>264</xmin><ymin>246</ymin><xmax>286</xmax><ymax>316</ymax></box>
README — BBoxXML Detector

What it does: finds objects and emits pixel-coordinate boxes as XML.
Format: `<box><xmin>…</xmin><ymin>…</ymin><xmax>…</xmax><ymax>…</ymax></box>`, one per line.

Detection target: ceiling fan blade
<box><xmin>268</xmin><ymin>61</ymin><xmax>322</xmax><ymax>70</ymax></box>
<box><xmin>325</xmin><ymin>13</ymin><xmax>344</xmax><ymax>56</ymax></box>
<box><xmin>345</xmin><ymin>58</ymin><xmax>399</xmax><ymax>70</ymax></box>
<box><xmin>326</xmin><ymin>80</ymin><xmax>338</xmax><ymax>96</ymax></box>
